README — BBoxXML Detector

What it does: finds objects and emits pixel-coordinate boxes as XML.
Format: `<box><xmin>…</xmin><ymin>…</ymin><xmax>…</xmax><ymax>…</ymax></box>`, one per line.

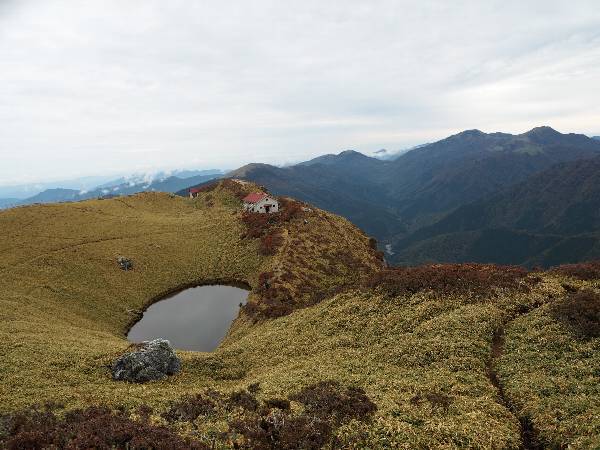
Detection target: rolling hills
<box><xmin>0</xmin><ymin>180</ymin><xmax>598</xmax><ymax>448</ymax></box>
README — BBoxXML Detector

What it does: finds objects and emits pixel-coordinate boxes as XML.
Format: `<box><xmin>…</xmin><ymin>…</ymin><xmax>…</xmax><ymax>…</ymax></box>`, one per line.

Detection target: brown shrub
<box><xmin>162</xmin><ymin>393</ymin><xmax>215</xmax><ymax>422</ymax></box>
<box><xmin>257</xmin><ymin>271</ymin><xmax>274</xmax><ymax>289</ymax></box>
<box><xmin>278</xmin><ymin>197</ymin><xmax>304</xmax><ymax>222</ymax></box>
<box><xmin>550</xmin><ymin>289</ymin><xmax>600</xmax><ymax>339</ymax></box>
<box><xmin>229</xmin><ymin>411</ymin><xmax>331</xmax><ymax>450</ymax></box>
<box><xmin>365</xmin><ymin>263</ymin><xmax>536</xmax><ymax>297</ymax></box>
<box><xmin>229</xmin><ymin>381</ymin><xmax>376</xmax><ymax>449</ymax></box>
<box><xmin>368</xmin><ymin>237</ymin><xmax>378</xmax><ymax>250</ymax></box>
<box><xmin>227</xmin><ymin>390</ymin><xmax>260</xmax><ymax>412</ymax></box>
<box><xmin>0</xmin><ymin>405</ymin><xmax>208</xmax><ymax>449</ymax></box>
<box><xmin>243</xmin><ymin>297</ymin><xmax>294</xmax><ymax>320</ymax></box>
<box><xmin>259</xmin><ymin>231</ymin><xmax>285</xmax><ymax>256</ymax></box>
<box><xmin>1</xmin><ymin>384</ymin><xmax>378</xmax><ymax>450</ymax></box>
<box><xmin>550</xmin><ymin>261</ymin><xmax>600</xmax><ymax>281</ymax></box>
<box><xmin>410</xmin><ymin>391</ymin><xmax>453</xmax><ymax>411</ymax></box>
<box><xmin>136</xmin><ymin>404</ymin><xmax>153</xmax><ymax>423</ymax></box>
<box><xmin>241</xmin><ymin>212</ymin><xmax>275</xmax><ymax>239</ymax></box>
<box><xmin>247</xmin><ymin>382</ymin><xmax>261</xmax><ymax>394</ymax></box>
<box><xmin>289</xmin><ymin>381</ymin><xmax>377</xmax><ymax>424</ymax></box>
<box><xmin>264</xmin><ymin>398</ymin><xmax>291</xmax><ymax>410</ymax></box>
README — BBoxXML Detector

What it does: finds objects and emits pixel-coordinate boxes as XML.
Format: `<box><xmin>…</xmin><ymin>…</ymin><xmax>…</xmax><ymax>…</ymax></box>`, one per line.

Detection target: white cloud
<box><xmin>0</xmin><ymin>0</ymin><xmax>599</xmax><ymax>184</ymax></box>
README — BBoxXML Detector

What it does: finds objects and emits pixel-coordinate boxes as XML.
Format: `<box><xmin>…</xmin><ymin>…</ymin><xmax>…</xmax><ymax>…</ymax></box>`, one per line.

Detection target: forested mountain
<box><xmin>221</xmin><ymin>127</ymin><xmax>600</xmax><ymax>265</ymax></box>
<box><xmin>393</xmin><ymin>157</ymin><xmax>600</xmax><ymax>266</ymax></box>
<box><xmin>228</xmin><ymin>153</ymin><xmax>398</xmax><ymax>237</ymax></box>
<box><xmin>380</xmin><ymin>126</ymin><xmax>600</xmax><ymax>228</ymax></box>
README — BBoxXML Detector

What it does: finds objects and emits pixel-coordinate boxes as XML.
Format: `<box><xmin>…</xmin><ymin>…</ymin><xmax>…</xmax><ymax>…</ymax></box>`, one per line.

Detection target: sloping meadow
<box><xmin>0</xmin><ymin>185</ymin><xmax>598</xmax><ymax>448</ymax></box>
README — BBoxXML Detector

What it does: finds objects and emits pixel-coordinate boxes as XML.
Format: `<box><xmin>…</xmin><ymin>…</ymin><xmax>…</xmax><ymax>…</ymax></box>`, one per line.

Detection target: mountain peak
<box><xmin>227</xmin><ymin>163</ymin><xmax>276</xmax><ymax>178</ymax></box>
<box><xmin>524</xmin><ymin>125</ymin><xmax>561</xmax><ymax>137</ymax></box>
<box><xmin>338</xmin><ymin>149</ymin><xmax>367</xmax><ymax>158</ymax></box>
<box><xmin>296</xmin><ymin>150</ymin><xmax>374</xmax><ymax>167</ymax></box>
<box><xmin>448</xmin><ymin>129</ymin><xmax>486</xmax><ymax>140</ymax></box>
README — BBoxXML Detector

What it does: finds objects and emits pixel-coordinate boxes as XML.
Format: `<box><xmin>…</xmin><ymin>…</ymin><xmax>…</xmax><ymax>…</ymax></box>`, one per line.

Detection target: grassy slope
<box><xmin>0</xmin><ymin>190</ymin><xmax>265</xmax><ymax>411</ymax></box>
<box><xmin>223</xmin><ymin>276</ymin><xmax>579</xmax><ymax>449</ymax></box>
<box><xmin>0</xmin><ymin>183</ymin><xmax>381</xmax><ymax>413</ymax></box>
<box><xmin>1</xmin><ymin>184</ymin><xmax>599</xmax><ymax>448</ymax></box>
<box><xmin>497</xmin><ymin>275</ymin><xmax>600</xmax><ymax>449</ymax></box>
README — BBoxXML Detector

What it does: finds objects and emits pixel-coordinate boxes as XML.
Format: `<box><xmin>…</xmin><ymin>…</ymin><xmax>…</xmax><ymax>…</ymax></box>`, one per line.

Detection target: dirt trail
<box><xmin>487</xmin><ymin>326</ymin><xmax>544</xmax><ymax>450</ymax></box>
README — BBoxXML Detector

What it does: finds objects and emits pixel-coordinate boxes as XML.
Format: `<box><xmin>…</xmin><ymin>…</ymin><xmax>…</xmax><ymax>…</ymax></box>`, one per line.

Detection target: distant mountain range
<box><xmin>0</xmin><ymin>175</ymin><xmax>117</xmax><ymax>200</ymax></box>
<box><xmin>0</xmin><ymin>198</ymin><xmax>20</xmax><ymax>209</ymax></box>
<box><xmin>5</xmin><ymin>126</ymin><xmax>600</xmax><ymax>268</ymax></box>
<box><xmin>1</xmin><ymin>170</ymin><xmax>222</xmax><ymax>209</ymax></box>
<box><xmin>213</xmin><ymin>126</ymin><xmax>600</xmax><ymax>267</ymax></box>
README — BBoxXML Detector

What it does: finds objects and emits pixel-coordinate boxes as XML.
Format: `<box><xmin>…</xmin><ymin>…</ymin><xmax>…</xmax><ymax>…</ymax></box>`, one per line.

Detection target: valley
<box><xmin>221</xmin><ymin>127</ymin><xmax>600</xmax><ymax>268</ymax></box>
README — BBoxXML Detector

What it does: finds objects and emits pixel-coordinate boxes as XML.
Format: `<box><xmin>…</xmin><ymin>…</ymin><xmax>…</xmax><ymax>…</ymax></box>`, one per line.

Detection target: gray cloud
<box><xmin>0</xmin><ymin>0</ymin><xmax>599</xmax><ymax>184</ymax></box>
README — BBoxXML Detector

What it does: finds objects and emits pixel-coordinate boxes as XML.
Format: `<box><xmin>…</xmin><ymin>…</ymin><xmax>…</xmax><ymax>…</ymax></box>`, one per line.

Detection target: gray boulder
<box><xmin>117</xmin><ymin>256</ymin><xmax>133</xmax><ymax>271</ymax></box>
<box><xmin>112</xmin><ymin>339</ymin><xmax>181</xmax><ymax>383</ymax></box>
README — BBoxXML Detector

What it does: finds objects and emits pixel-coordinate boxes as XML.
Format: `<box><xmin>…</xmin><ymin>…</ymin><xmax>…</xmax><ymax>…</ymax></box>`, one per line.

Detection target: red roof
<box><xmin>189</xmin><ymin>187</ymin><xmax>203</xmax><ymax>194</ymax></box>
<box><xmin>243</xmin><ymin>192</ymin><xmax>268</xmax><ymax>204</ymax></box>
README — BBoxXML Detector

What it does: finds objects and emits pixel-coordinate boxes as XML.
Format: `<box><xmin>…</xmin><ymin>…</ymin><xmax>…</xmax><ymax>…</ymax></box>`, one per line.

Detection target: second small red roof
<box><xmin>243</xmin><ymin>192</ymin><xmax>268</xmax><ymax>204</ymax></box>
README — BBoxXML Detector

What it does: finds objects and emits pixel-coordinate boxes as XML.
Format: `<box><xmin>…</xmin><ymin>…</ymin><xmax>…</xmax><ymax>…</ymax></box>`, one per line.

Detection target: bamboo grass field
<box><xmin>0</xmin><ymin>181</ymin><xmax>599</xmax><ymax>448</ymax></box>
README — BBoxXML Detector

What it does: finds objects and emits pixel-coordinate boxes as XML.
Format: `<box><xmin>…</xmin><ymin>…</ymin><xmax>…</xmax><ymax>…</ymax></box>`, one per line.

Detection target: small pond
<box><xmin>127</xmin><ymin>284</ymin><xmax>249</xmax><ymax>351</ymax></box>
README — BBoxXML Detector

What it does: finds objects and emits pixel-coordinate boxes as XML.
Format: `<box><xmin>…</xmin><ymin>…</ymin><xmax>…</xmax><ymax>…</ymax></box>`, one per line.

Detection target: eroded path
<box><xmin>488</xmin><ymin>325</ymin><xmax>543</xmax><ymax>450</ymax></box>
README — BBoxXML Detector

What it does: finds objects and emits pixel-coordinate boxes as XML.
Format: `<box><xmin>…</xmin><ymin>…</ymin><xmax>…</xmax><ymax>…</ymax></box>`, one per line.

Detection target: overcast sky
<box><xmin>0</xmin><ymin>0</ymin><xmax>599</xmax><ymax>185</ymax></box>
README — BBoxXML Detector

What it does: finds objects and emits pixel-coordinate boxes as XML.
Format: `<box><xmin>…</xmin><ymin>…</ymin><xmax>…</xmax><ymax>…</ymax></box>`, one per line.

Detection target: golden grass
<box><xmin>1</xmin><ymin>185</ymin><xmax>598</xmax><ymax>448</ymax></box>
<box><xmin>0</xmin><ymin>191</ymin><xmax>266</xmax><ymax>411</ymax></box>
<box><xmin>0</xmin><ymin>183</ymin><xmax>380</xmax><ymax>413</ymax></box>
<box><xmin>497</xmin><ymin>275</ymin><xmax>600</xmax><ymax>449</ymax></box>
<box><xmin>217</xmin><ymin>277</ymin><xmax>565</xmax><ymax>449</ymax></box>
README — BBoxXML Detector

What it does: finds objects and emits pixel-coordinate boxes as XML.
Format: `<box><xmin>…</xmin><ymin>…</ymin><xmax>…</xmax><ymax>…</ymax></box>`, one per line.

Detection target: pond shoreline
<box><xmin>123</xmin><ymin>278</ymin><xmax>252</xmax><ymax>339</ymax></box>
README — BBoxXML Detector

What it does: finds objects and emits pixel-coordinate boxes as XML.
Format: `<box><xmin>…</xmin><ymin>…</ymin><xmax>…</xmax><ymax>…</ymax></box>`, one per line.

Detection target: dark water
<box><xmin>127</xmin><ymin>285</ymin><xmax>249</xmax><ymax>351</ymax></box>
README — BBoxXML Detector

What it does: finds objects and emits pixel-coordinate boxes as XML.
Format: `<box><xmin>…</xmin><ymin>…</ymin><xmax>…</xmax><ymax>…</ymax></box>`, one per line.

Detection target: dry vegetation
<box><xmin>0</xmin><ymin>180</ymin><xmax>380</xmax><ymax>408</ymax></box>
<box><xmin>496</xmin><ymin>269</ymin><xmax>600</xmax><ymax>449</ymax></box>
<box><xmin>239</xmin><ymin>195</ymin><xmax>384</xmax><ymax>319</ymax></box>
<box><xmin>365</xmin><ymin>263</ymin><xmax>537</xmax><ymax>297</ymax></box>
<box><xmin>1</xmin><ymin>382</ymin><xmax>376</xmax><ymax>449</ymax></box>
<box><xmin>550</xmin><ymin>260</ymin><xmax>600</xmax><ymax>280</ymax></box>
<box><xmin>0</xmin><ymin>182</ymin><xmax>599</xmax><ymax>448</ymax></box>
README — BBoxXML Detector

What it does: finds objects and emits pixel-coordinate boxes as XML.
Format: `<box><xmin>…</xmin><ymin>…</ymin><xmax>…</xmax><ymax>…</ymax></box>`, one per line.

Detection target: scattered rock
<box><xmin>112</xmin><ymin>339</ymin><xmax>181</xmax><ymax>383</ymax></box>
<box><xmin>117</xmin><ymin>256</ymin><xmax>133</xmax><ymax>271</ymax></box>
